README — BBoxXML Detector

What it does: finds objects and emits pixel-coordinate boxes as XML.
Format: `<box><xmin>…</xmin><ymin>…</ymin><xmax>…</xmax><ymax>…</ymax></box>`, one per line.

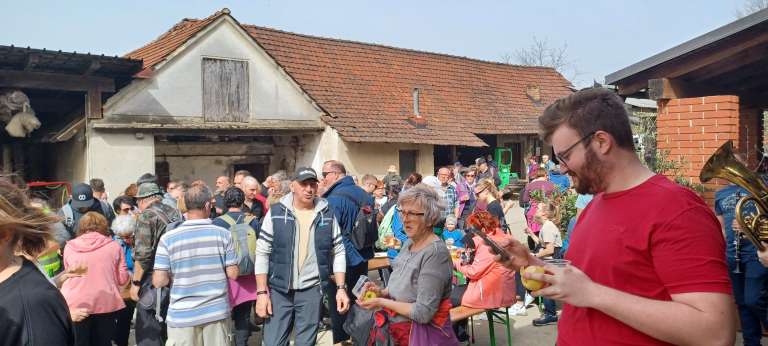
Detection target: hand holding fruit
<box><xmin>525</xmin><ymin>263</ymin><xmax>599</xmax><ymax>308</ymax></box>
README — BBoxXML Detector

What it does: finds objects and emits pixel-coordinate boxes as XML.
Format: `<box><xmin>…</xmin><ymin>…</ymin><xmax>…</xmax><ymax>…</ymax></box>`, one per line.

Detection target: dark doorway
<box><xmin>233</xmin><ymin>163</ymin><xmax>267</xmax><ymax>183</ymax></box>
<box><xmin>399</xmin><ymin>150</ymin><xmax>418</xmax><ymax>178</ymax></box>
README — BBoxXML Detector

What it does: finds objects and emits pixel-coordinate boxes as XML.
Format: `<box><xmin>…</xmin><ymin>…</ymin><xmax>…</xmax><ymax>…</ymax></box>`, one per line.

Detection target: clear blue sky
<box><xmin>0</xmin><ymin>0</ymin><xmax>746</xmax><ymax>87</ymax></box>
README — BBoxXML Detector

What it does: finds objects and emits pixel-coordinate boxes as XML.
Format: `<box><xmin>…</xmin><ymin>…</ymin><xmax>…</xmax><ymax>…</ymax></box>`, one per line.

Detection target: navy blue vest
<box><xmin>268</xmin><ymin>202</ymin><xmax>335</xmax><ymax>293</ymax></box>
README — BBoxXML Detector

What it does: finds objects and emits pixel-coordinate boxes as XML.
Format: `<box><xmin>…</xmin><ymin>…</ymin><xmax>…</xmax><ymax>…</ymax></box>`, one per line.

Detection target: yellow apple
<box><xmin>363</xmin><ymin>290</ymin><xmax>378</xmax><ymax>301</ymax></box>
<box><xmin>521</xmin><ymin>266</ymin><xmax>547</xmax><ymax>291</ymax></box>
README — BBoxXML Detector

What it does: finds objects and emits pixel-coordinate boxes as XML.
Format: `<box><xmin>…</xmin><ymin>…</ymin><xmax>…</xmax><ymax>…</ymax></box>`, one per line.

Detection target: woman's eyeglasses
<box><xmin>474</xmin><ymin>188</ymin><xmax>487</xmax><ymax>196</ymax></box>
<box><xmin>396</xmin><ymin>207</ymin><xmax>426</xmax><ymax>219</ymax></box>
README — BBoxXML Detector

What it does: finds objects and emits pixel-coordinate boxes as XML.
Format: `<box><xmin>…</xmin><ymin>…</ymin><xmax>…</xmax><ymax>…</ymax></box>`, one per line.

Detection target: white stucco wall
<box><xmin>304</xmin><ymin>126</ymin><xmax>434</xmax><ymax>177</ymax></box>
<box><xmin>87</xmin><ymin>130</ymin><xmax>155</xmax><ymax>200</ymax></box>
<box><xmin>104</xmin><ymin>16</ymin><xmax>323</xmax><ymax>122</ymax></box>
<box><xmin>51</xmin><ymin>133</ymin><xmax>87</xmax><ymax>185</ymax></box>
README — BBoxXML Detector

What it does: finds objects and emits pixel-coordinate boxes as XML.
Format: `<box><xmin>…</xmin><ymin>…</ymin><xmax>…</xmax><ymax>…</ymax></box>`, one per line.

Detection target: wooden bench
<box><xmin>449</xmin><ymin>305</ymin><xmax>513</xmax><ymax>346</ymax></box>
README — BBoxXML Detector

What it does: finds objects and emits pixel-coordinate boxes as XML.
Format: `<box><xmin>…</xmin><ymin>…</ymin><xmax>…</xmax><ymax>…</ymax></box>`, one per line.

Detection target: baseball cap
<box><xmin>70</xmin><ymin>183</ymin><xmax>94</xmax><ymax>209</ymax></box>
<box><xmin>293</xmin><ymin>167</ymin><xmax>319</xmax><ymax>182</ymax></box>
<box><xmin>136</xmin><ymin>182</ymin><xmax>162</xmax><ymax>199</ymax></box>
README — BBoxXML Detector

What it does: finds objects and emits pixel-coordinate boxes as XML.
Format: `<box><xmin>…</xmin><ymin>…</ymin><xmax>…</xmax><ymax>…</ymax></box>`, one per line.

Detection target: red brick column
<box><xmin>656</xmin><ymin>95</ymin><xmax>740</xmax><ymax>204</ymax></box>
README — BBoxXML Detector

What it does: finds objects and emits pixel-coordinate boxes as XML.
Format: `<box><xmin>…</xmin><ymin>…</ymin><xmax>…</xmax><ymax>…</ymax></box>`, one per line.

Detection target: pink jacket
<box><xmin>61</xmin><ymin>232</ymin><xmax>129</xmax><ymax>314</ymax></box>
<box><xmin>453</xmin><ymin>233</ymin><xmax>517</xmax><ymax>309</ymax></box>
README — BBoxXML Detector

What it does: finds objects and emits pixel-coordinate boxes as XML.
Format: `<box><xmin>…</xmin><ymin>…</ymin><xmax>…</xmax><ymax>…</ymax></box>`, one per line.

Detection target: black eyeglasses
<box><xmin>322</xmin><ymin>171</ymin><xmax>339</xmax><ymax>178</ymax></box>
<box><xmin>555</xmin><ymin>131</ymin><xmax>596</xmax><ymax>167</ymax></box>
<box><xmin>474</xmin><ymin>187</ymin><xmax>487</xmax><ymax>196</ymax></box>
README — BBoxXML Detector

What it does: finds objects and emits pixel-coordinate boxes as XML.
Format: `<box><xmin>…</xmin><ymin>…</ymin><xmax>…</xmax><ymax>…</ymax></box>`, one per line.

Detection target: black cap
<box><xmin>293</xmin><ymin>167</ymin><xmax>319</xmax><ymax>182</ymax></box>
<box><xmin>71</xmin><ymin>183</ymin><xmax>94</xmax><ymax>209</ymax></box>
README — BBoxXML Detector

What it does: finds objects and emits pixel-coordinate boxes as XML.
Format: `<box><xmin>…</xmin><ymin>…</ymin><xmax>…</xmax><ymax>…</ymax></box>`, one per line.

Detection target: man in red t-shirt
<box><xmin>496</xmin><ymin>88</ymin><xmax>736</xmax><ymax>345</ymax></box>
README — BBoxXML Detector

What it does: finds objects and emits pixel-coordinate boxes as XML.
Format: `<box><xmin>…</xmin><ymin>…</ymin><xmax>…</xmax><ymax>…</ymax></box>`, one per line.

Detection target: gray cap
<box><xmin>136</xmin><ymin>182</ymin><xmax>162</xmax><ymax>199</ymax></box>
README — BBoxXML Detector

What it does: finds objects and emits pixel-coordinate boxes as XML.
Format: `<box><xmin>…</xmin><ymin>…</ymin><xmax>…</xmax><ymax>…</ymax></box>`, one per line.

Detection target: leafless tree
<box><xmin>502</xmin><ymin>36</ymin><xmax>579</xmax><ymax>85</ymax></box>
<box><xmin>736</xmin><ymin>0</ymin><xmax>768</xmax><ymax>18</ymax></box>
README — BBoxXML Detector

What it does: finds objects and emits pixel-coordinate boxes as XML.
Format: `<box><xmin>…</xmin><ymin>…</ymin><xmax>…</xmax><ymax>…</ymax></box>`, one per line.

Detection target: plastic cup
<box><xmin>544</xmin><ymin>259</ymin><xmax>571</xmax><ymax>268</ymax></box>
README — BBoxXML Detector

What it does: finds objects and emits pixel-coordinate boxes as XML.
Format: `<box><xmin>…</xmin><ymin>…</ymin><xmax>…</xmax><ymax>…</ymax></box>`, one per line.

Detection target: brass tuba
<box><xmin>700</xmin><ymin>140</ymin><xmax>768</xmax><ymax>251</ymax></box>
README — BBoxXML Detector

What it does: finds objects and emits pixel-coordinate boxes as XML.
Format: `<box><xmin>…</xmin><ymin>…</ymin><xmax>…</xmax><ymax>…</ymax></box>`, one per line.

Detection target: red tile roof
<box><xmin>125</xmin><ymin>10</ymin><xmax>572</xmax><ymax>146</ymax></box>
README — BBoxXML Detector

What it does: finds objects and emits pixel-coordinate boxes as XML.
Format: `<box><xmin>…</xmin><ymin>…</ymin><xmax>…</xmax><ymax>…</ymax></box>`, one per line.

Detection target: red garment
<box><xmin>374</xmin><ymin>299</ymin><xmax>453</xmax><ymax>346</ymax></box>
<box><xmin>255</xmin><ymin>194</ymin><xmax>269</xmax><ymax>212</ymax></box>
<box><xmin>559</xmin><ymin>175</ymin><xmax>731</xmax><ymax>345</ymax></box>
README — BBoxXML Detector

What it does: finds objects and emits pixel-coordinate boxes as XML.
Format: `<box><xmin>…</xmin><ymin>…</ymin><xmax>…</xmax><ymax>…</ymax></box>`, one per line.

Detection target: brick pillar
<box><xmin>656</xmin><ymin>95</ymin><xmax>740</xmax><ymax>204</ymax></box>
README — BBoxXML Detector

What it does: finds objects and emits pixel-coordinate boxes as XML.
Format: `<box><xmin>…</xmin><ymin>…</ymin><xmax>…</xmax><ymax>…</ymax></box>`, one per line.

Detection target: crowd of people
<box><xmin>3</xmin><ymin>87</ymin><xmax>768</xmax><ymax>346</ymax></box>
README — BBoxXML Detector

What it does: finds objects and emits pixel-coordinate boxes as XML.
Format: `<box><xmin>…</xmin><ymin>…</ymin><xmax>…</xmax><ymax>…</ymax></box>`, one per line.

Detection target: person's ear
<box><xmin>593</xmin><ymin>131</ymin><xmax>613</xmax><ymax>155</ymax></box>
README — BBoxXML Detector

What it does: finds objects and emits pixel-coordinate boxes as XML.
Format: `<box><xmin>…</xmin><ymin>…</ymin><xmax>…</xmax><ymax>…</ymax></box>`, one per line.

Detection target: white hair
<box><xmin>242</xmin><ymin>176</ymin><xmax>259</xmax><ymax>188</ymax></box>
<box><xmin>111</xmin><ymin>215</ymin><xmax>137</xmax><ymax>236</ymax></box>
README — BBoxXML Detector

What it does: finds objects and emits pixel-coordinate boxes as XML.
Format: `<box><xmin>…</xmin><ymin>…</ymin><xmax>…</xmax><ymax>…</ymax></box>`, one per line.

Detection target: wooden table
<box><xmin>367</xmin><ymin>256</ymin><xmax>390</xmax><ymax>271</ymax></box>
<box><xmin>368</xmin><ymin>256</ymin><xmax>391</xmax><ymax>284</ymax></box>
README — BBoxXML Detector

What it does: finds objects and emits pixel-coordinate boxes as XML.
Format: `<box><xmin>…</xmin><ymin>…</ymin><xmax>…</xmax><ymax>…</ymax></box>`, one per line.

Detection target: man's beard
<box><xmin>570</xmin><ymin>147</ymin><xmax>607</xmax><ymax>195</ymax></box>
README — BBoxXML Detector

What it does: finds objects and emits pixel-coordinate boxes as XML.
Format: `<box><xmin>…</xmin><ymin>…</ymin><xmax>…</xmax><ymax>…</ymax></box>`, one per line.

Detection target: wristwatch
<box><xmin>131</xmin><ymin>280</ymin><xmax>142</xmax><ymax>286</ymax></box>
<box><xmin>337</xmin><ymin>284</ymin><xmax>348</xmax><ymax>291</ymax></box>
<box><xmin>256</xmin><ymin>290</ymin><xmax>269</xmax><ymax>296</ymax></box>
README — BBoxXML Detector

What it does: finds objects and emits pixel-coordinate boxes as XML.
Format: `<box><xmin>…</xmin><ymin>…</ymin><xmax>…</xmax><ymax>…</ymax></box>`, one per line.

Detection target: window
<box><xmin>399</xmin><ymin>150</ymin><xmax>418</xmax><ymax>177</ymax></box>
<box><xmin>412</xmin><ymin>88</ymin><xmax>420</xmax><ymax>117</ymax></box>
<box><xmin>202</xmin><ymin>58</ymin><xmax>249</xmax><ymax>122</ymax></box>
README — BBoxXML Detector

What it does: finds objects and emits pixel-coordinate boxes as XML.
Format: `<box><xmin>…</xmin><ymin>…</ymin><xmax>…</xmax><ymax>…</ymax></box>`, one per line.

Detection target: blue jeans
<box><xmin>543</xmin><ymin>297</ymin><xmax>556</xmax><ymax>317</ymax></box>
<box><xmin>729</xmin><ymin>257</ymin><xmax>768</xmax><ymax>346</ymax></box>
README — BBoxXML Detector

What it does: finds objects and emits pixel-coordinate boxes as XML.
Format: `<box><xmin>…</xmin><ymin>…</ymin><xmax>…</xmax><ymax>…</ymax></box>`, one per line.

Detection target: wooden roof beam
<box><xmin>616</xmin><ymin>30</ymin><xmax>768</xmax><ymax>96</ymax></box>
<box><xmin>648</xmin><ymin>78</ymin><xmax>726</xmax><ymax>100</ymax></box>
<box><xmin>0</xmin><ymin>70</ymin><xmax>115</xmax><ymax>92</ymax></box>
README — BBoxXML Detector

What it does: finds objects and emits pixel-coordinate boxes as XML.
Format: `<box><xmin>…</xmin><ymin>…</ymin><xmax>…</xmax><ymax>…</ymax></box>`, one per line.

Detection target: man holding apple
<box><xmin>496</xmin><ymin>88</ymin><xmax>736</xmax><ymax>345</ymax></box>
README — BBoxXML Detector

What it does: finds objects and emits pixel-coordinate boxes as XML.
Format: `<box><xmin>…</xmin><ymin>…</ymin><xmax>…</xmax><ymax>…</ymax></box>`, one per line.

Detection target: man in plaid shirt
<box><xmin>437</xmin><ymin>167</ymin><xmax>460</xmax><ymax>220</ymax></box>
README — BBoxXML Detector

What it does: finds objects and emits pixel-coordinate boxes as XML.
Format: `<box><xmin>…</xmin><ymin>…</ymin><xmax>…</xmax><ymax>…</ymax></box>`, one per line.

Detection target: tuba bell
<box><xmin>700</xmin><ymin>140</ymin><xmax>768</xmax><ymax>251</ymax></box>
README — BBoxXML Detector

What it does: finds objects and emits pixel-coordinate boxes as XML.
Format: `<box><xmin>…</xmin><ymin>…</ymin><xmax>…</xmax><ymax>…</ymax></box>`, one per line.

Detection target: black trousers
<box><xmin>74</xmin><ymin>311</ymin><xmax>118</xmax><ymax>346</ymax></box>
<box><xmin>232</xmin><ymin>301</ymin><xmax>254</xmax><ymax>346</ymax></box>
<box><xmin>112</xmin><ymin>300</ymin><xmax>136</xmax><ymax>346</ymax></box>
<box><xmin>329</xmin><ymin>261</ymin><xmax>368</xmax><ymax>343</ymax></box>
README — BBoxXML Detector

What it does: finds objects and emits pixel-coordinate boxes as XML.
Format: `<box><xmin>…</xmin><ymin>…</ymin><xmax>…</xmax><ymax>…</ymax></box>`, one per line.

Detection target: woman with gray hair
<box><xmin>111</xmin><ymin>214</ymin><xmax>137</xmax><ymax>346</ymax></box>
<box><xmin>359</xmin><ymin>184</ymin><xmax>458</xmax><ymax>345</ymax></box>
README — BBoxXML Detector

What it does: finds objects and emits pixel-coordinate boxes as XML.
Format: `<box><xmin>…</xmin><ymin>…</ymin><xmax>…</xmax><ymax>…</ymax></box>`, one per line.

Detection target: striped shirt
<box><xmin>154</xmin><ymin>219</ymin><xmax>237</xmax><ymax>328</ymax></box>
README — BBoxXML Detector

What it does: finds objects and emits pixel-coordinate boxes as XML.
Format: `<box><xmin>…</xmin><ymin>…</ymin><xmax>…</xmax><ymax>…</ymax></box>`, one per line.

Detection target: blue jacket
<box><xmin>323</xmin><ymin>175</ymin><xmax>374</xmax><ymax>265</ymax></box>
<box><xmin>549</xmin><ymin>172</ymin><xmax>570</xmax><ymax>192</ymax></box>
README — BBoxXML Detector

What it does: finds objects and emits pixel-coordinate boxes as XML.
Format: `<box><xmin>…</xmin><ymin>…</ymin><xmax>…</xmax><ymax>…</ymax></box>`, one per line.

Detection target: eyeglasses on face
<box><xmin>396</xmin><ymin>206</ymin><xmax>426</xmax><ymax>219</ymax></box>
<box><xmin>555</xmin><ymin>131</ymin><xmax>596</xmax><ymax>167</ymax></box>
<box><xmin>474</xmin><ymin>187</ymin><xmax>487</xmax><ymax>196</ymax></box>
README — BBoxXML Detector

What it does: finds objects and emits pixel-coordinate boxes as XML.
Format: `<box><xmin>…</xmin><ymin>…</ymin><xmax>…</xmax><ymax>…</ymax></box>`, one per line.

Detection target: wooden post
<box><xmin>86</xmin><ymin>88</ymin><xmax>102</xmax><ymax>119</ymax></box>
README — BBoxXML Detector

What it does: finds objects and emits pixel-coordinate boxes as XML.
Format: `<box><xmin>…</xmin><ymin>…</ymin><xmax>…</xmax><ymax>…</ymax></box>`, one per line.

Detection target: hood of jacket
<box><xmin>66</xmin><ymin>232</ymin><xmax>115</xmax><ymax>253</ymax></box>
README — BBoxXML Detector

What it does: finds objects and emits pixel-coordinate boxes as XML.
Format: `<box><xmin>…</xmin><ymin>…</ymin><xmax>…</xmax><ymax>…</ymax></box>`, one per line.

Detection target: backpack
<box><xmin>338</xmin><ymin>192</ymin><xmax>378</xmax><ymax>251</ymax></box>
<box><xmin>61</xmin><ymin>200</ymin><xmax>114</xmax><ymax>237</ymax></box>
<box><xmin>219</xmin><ymin>214</ymin><xmax>258</xmax><ymax>276</ymax></box>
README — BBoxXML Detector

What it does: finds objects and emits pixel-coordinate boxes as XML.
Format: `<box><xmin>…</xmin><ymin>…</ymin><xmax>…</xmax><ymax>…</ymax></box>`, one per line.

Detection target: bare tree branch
<box><xmin>503</xmin><ymin>36</ymin><xmax>579</xmax><ymax>85</ymax></box>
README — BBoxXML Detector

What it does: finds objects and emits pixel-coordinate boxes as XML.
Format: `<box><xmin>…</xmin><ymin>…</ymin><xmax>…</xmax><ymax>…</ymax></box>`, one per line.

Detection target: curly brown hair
<box><xmin>0</xmin><ymin>180</ymin><xmax>60</xmax><ymax>256</ymax></box>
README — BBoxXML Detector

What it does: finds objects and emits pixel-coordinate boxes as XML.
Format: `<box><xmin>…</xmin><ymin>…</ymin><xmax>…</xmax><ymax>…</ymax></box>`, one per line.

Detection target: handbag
<box><xmin>409</xmin><ymin>319</ymin><xmax>460</xmax><ymax>346</ymax></box>
<box><xmin>342</xmin><ymin>305</ymin><xmax>375</xmax><ymax>345</ymax></box>
<box><xmin>137</xmin><ymin>276</ymin><xmax>170</xmax><ymax>323</ymax></box>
